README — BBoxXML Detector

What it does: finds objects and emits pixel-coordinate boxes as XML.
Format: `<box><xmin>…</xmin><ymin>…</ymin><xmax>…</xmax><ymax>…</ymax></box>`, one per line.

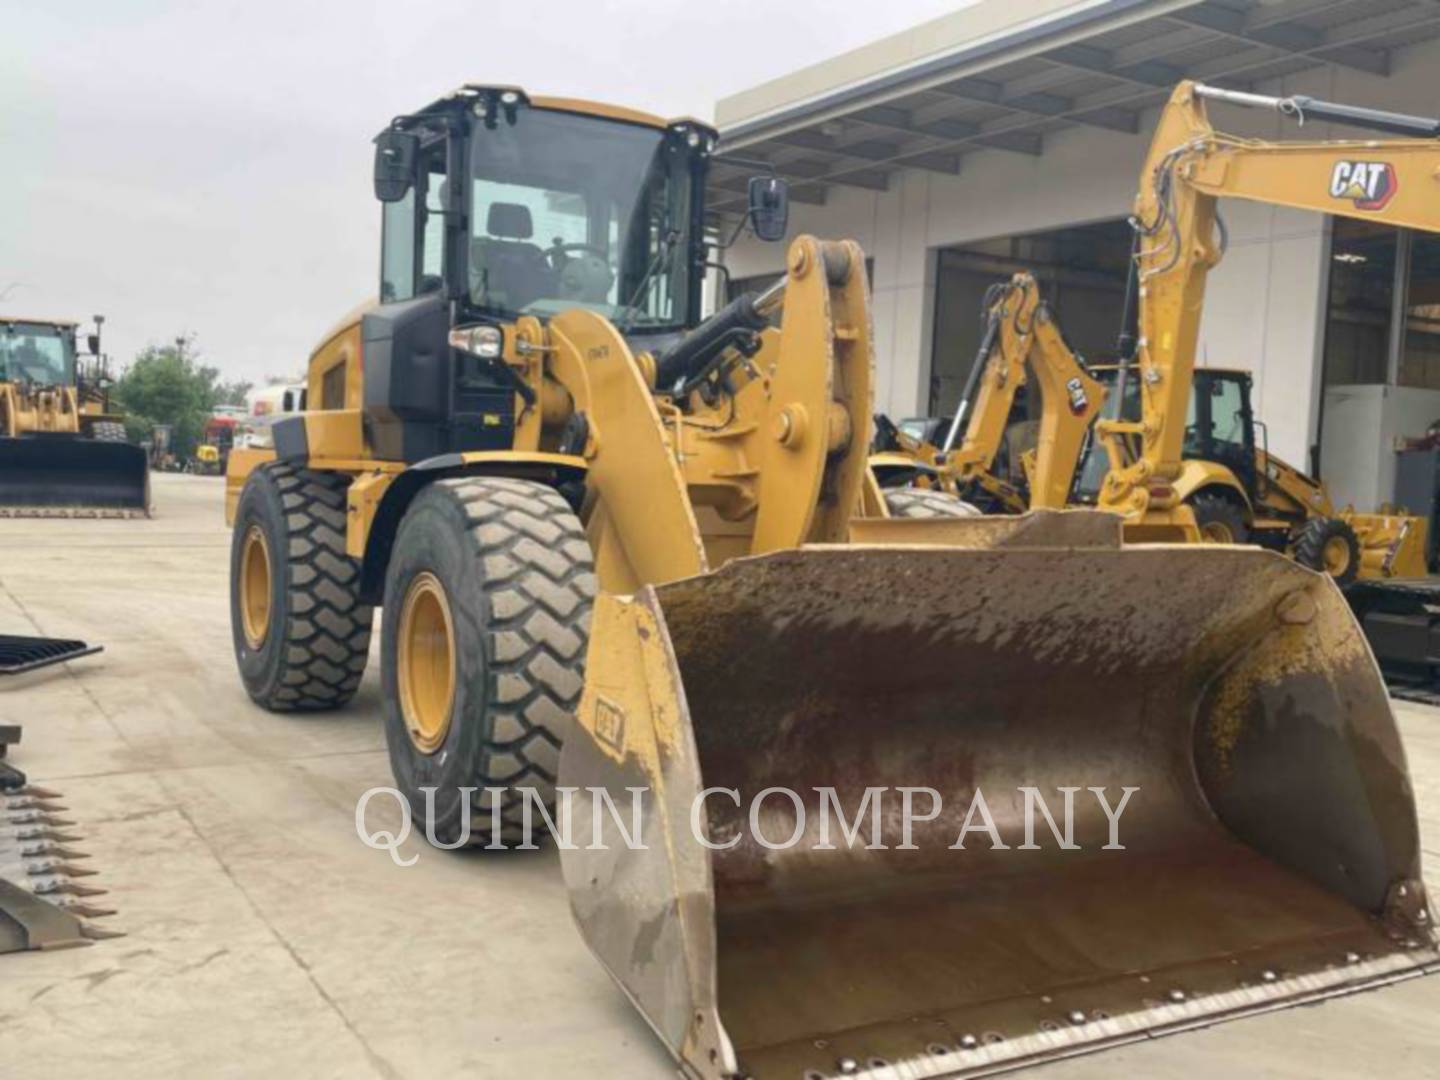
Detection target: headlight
<box><xmin>449</xmin><ymin>324</ymin><xmax>503</xmax><ymax>359</ymax></box>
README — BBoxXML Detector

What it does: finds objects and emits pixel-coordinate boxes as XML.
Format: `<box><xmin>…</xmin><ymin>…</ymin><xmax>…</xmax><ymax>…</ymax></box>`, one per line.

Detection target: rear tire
<box><xmin>1293</xmin><ymin>516</ymin><xmax>1361</xmax><ymax>586</ymax></box>
<box><xmin>883</xmin><ymin>488</ymin><xmax>980</xmax><ymax>519</ymax></box>
<box><xmin>90</xmin><ymin>421</ymin><xmax>127</xmax><ymax>443</ymax></box>
<box><xmin>1189</xmin><ymin>492</ymin><xmax>1249</xmax><ymax>545</ymax></box>
<box><xmin>380</xmin><ymin>477</ymin><xmax>596</xmax><ymax>847</ymax></box>
<box><xmin>229</xmin><ymin>463</ymin><xmax>373</xmax><ymax>710</ymax></box>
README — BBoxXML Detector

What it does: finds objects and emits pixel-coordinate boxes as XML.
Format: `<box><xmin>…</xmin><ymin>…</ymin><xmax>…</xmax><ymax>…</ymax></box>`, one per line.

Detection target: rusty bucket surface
<box><xmin>561</xmin><ymin>522</ymin><xmax>1437</xmax><ymax>1079</ymax></box>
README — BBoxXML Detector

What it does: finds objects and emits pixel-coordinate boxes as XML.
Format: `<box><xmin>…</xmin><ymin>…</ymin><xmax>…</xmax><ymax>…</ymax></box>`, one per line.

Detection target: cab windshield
<box><xmin>0</xmin><ymin>322</ymin><xmax>75</xmax><ymax>387</ymax></box>
<box><xmin>467</xmin><ymin>108</ymin><xmax>697</xmax><ymax>330</ymax></box>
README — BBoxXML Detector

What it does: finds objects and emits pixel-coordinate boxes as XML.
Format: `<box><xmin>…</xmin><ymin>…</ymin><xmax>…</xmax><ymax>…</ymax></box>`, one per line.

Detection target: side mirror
<box><xmin>374</xmin><ymin>130</ymin><xmax>420</xmax><ymax>203</ymax></box>
<box><xmin>86</xmin><ymin>333</ymin><xmax>101</xmax><ymax>356</ymax></box>
<box><xmin>747</xmin><ymin>176</ymin><xmax>789</xmax><ymax>242</ymax></box>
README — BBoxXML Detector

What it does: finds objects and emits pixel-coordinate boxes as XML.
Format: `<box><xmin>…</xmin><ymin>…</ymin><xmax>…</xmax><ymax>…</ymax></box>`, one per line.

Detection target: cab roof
<box><xmin>415</xmin><ymin>84</ymin><xmax>716</xmax><ymax>139</ymax></box>
<box><xmin>0</xmin><ymin>316</ymin><xmax>78</xmax><ymax>329</ymax></box>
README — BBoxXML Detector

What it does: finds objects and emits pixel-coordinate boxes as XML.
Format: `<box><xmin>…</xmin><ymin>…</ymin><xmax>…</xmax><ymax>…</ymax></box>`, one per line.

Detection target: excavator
<box><xmin>870</xmin><ymin>272</ymin><xmax>1106</xmax><ymax>514</ymax></box>
<box><xmin>224</xmin><ymin>84</ymin><xmax>1433</xmax><ymax>1078</ymax></box>
<box><xmin>0</xmin><ymin>316</ymin><xmax>149</xmax><ymax>516</ymax></box>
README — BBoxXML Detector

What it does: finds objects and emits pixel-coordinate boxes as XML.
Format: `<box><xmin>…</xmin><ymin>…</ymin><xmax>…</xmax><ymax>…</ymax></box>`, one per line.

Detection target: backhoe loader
<box><xmin>0</xmin><ymin>316</ymin><xmax>149</xmax><ymax>516</ymax></box>
<box><xmin>871</xmin><ymin>272</ymin><xmax>1106</xmax><ymax>513</ymax></box>
<box><xmin>1081</xmin><ymin>362</ymin><xmax>1426</xmax><ymax>585</ymax></box>
<box><xmin>226</xmin><ymin>84</ymin><xmax>1434</xmax><ymax>1079</ymax></box>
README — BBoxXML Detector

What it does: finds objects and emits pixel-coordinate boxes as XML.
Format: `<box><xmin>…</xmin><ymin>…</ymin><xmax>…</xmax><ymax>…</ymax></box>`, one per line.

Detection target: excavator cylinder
<box><xmin>562</xmin><ymin>513</ymin><xmax>1437</xmax><ymax>1079</ymax></box>
<box><xmin>0</xmin><ymin>434</ymin><xmax>150</xmax><ymax>517</ymax></box>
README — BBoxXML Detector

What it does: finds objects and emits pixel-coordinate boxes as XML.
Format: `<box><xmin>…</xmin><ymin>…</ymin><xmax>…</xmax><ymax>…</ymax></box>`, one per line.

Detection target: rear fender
<box><xmin>1175</xmin><ymin>460</ymin><xmax>1252</xmax><ymax>519</ymax></box>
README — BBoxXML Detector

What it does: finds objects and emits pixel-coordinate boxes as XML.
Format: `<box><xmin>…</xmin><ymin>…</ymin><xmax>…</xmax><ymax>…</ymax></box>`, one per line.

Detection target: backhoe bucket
<box><xmin>0</xmin><ymin>435</ymin><xmax>150</xmax><ymax>517</ymax></box>
<box><xmin>562</xmin><ymin>513</ymin><xmax>1437</xmax><ymax>1079</ymax></box>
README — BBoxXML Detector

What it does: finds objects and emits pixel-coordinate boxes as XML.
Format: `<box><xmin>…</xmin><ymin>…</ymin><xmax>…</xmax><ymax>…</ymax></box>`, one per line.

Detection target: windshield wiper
<box><xmin>615</xmin><ymin>228</ymin><xmax>677</xmax><ymax>332</ymax></box>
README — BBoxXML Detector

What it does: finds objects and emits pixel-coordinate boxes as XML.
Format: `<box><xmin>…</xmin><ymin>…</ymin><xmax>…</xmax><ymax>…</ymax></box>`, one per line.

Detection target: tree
<box><xmin>214</xmin><ymin>378</ymin><xmax>254</xmax><ymax>408</ymax></box>
<box><xmin>113</xmin><ymin>339</ymin><xmax>223</xmax><ymax>459</ymax></box>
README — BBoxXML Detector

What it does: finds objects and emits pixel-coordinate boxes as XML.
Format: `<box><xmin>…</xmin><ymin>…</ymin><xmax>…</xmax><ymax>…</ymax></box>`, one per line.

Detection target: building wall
<box><xmin>722</xmin><ymin>40</ymin><xmax>1440</xmax><ymax>471</ymax></box>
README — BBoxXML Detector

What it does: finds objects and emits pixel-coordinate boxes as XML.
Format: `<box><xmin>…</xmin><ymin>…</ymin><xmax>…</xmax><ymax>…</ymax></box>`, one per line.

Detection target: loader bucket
<box><xmin>562</xmin><ymin>514</ymin><xmax>1438</xmax><ymax>1079</ymax></box>
<box><xmin>0</xmin><ymin>435</ymin><xmax>150</xmax><ymax>517</ymax></box>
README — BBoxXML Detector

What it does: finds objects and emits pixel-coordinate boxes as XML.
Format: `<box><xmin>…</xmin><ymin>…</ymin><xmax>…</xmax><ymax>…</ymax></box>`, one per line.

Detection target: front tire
<box><xmin>229</xmin><ymin>463</ymin><xmax>373</xmax><ymax>710</ymax></box>
<box><xmin>381</xmin><ymin>477</ymin><xmax>596</xmax><ymax>847</ymax></box>
<box><xmin>1293</xmin><ymin>516</ymin><xmax>1361</xmax><ymax>586</ymax></box>
<box><xmin>1189</xmin><ymin>492</ymin><xmax>1249</xmax><ymax>545</ymax></box>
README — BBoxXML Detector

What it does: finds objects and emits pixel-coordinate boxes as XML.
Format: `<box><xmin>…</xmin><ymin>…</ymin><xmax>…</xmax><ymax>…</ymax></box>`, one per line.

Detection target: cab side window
<box><xmin>380</xmin><ymin>190</ymin><xmax>416</xmax><ymax>302</ymax></box>
<box><xmin>379</xmin><ymin>137</ymin><xmax>449</xmax><ymax>303</ymax></box>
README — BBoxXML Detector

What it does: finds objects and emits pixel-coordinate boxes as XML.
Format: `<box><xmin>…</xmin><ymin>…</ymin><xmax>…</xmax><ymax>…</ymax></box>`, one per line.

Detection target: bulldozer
<box><xmin>870</xmin><ymin>272</ymin><xmax>1107</xmax><ymax>514</ymax></box>
<box><xmin>0</xmin><ymin>315</ymin><xmax>149</xmax><ymax>516</ymax></box>
<box><xmin>226</xmin><ymin>84</ymin><xmax>1435</xmax><ymax>1078</ymax></box>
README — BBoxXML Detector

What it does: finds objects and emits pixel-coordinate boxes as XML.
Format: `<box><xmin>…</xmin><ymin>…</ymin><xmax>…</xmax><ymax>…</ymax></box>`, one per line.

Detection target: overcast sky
<box><xmin>1</xmin><ymin>0</ymin><xmax>969</xmax><ymax>386</ymax></box>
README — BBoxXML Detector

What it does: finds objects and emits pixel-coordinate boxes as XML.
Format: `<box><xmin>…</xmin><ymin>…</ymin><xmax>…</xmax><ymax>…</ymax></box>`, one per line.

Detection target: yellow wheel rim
<box><xmin>1323</xmin><ymin>535</ymin><xmax>1352</xmax><ymax>576</ymax></box>
<box><xmin>1199</xmin><ymin>521</ymin><xmax>1235</xmax><ymax>544</ymax></box>
<box><xmin>398</xmin><ymin>571</ymin><xmax>456</xmax><ymax>755</ymax></box>
<box><xmin>239</xmin><ymin>525</ymin><xmax>272</xmax><ymax>650</ymax></box>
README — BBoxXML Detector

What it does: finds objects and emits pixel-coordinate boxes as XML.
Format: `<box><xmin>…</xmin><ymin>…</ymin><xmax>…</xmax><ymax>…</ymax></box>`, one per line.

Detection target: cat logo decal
<box><xmin>1329</xmin><ymin>161</ymin><xmax>1398</xmax><ymax>211</ymax></box>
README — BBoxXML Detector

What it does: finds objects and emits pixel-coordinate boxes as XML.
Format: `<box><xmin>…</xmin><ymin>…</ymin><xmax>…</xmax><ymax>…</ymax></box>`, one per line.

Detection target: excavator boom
<box><xmin>1098</xmin><ymin>80</ymin><xmax>1440</xmax><ymax>538</ymax></box>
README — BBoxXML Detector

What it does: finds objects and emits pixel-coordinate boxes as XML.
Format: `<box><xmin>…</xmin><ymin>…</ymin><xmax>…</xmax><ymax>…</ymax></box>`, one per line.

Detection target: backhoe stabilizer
<box><xmin>561</xmin><ymin>513</ymin><xmax>1436</xmax><ymax>1079</ymax></box>
<box><xmin>0</xmin><ymin>435</ymin><xmax>150</xmax><ymax>517</ymax></box>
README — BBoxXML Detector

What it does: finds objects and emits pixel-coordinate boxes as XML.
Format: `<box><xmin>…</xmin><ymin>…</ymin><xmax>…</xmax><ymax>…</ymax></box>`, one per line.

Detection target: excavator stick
<box><xmin>563</xmin><ymin>514</ymin><xmax>1437</xmax><ymax>1079</ymax></box>
<box><xmin>0</xmin><ymin>435</ymin><xmax>150</xmax><ymax>517</ymax></box>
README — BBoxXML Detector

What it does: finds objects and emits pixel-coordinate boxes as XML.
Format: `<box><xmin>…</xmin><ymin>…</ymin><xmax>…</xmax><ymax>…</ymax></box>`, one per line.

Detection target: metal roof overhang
<box><xmin>707</xmin><ymin>0</ymin><xmax>1440</xmax><ymax>216</ymax></box>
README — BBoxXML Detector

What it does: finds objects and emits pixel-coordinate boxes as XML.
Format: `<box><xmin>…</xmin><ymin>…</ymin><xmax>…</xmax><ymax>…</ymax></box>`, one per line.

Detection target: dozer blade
<box><xmin>562</xmin><ymin>514</ymin><xmax>1438</xmax><ymax>1079</ymax></box>
<box><xmin>0</xmin><ymin>434</ymin><xmax>150</xmax><ymax>517</ymax></box>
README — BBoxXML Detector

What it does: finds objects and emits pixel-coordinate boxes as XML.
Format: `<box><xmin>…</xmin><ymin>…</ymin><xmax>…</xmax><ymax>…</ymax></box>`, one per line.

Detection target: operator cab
<box><xmin>1075</xmin><ymin>366</ymin><xmax>1259</xmax><ymax>502</ymax></box>
<box><xmin>360</xmin><ymin>86</ymin><xmax>787</xmax><ymax>464</ymax></box>
<box><xmin>1186</xmin><ymin>369</ymin><xmax>1258</xmax><ymax>494</ymax></box>
<box><xmin>377</xmin><ymin>91</ymin><xmax>712</xmax><ymax>333</ymax></box>
<box><xmin>0</xmin><ymin>320</ymin><xmax>77</xmax><ymax>388</ymax></box>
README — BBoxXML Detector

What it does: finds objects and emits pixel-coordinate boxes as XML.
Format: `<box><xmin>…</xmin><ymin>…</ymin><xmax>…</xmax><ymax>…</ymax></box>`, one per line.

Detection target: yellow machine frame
<box><xmin>871</xmin><ymin>273</ymin><xmax>1105</xmax><ymax>512</ymax></box>
<box><xmin>228</xmin><ymin>234</ymin><xmax>877</xmax><ymax>596</ymax></box>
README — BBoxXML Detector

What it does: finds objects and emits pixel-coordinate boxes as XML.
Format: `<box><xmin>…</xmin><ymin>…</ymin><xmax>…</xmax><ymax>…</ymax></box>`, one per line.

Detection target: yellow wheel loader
<box><xmin>0</xmin><ymin>316</ymin><xmax>149</xmax><ymax>516</ymax></box>
<box><xmin>227</xmin><ymin>84</ymin><xmax>1434</xmax><ymax>1079</ymax></box>
<box><xmin>871</xmin><ymin>272</ymin><xmax>1106</xmax><ymax>514</ymax></box>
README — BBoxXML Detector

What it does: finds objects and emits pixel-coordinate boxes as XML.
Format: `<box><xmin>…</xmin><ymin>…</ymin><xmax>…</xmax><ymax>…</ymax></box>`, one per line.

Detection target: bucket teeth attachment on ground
<box><xmin>51</xmin><ymin>896</ymin><xmax>117</xmax><ymax>919</ymax></box>
<box><xmin>3</xmin><ymin>795</ymin><xmax>69</xmax><ymax>812</ymax></box>
<box><xmin>0</xmin><ymin>782</ymin><xmax>119</xmax><ymax>954</ymax></box>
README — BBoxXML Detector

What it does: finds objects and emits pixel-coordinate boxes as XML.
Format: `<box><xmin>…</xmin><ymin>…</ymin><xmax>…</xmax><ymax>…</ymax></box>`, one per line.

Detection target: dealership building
<box><xmin>710</xmin><ymin>0</ymin><xmax>1440</xmax><ymax>510</ymax></box>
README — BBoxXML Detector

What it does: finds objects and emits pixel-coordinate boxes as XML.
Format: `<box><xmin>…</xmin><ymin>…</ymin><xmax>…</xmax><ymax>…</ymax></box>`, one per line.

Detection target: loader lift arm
<box><xmin>1098</xmin><ymin>81</ymin><xmax>1440</xmax><ymax>538</ymax></box>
